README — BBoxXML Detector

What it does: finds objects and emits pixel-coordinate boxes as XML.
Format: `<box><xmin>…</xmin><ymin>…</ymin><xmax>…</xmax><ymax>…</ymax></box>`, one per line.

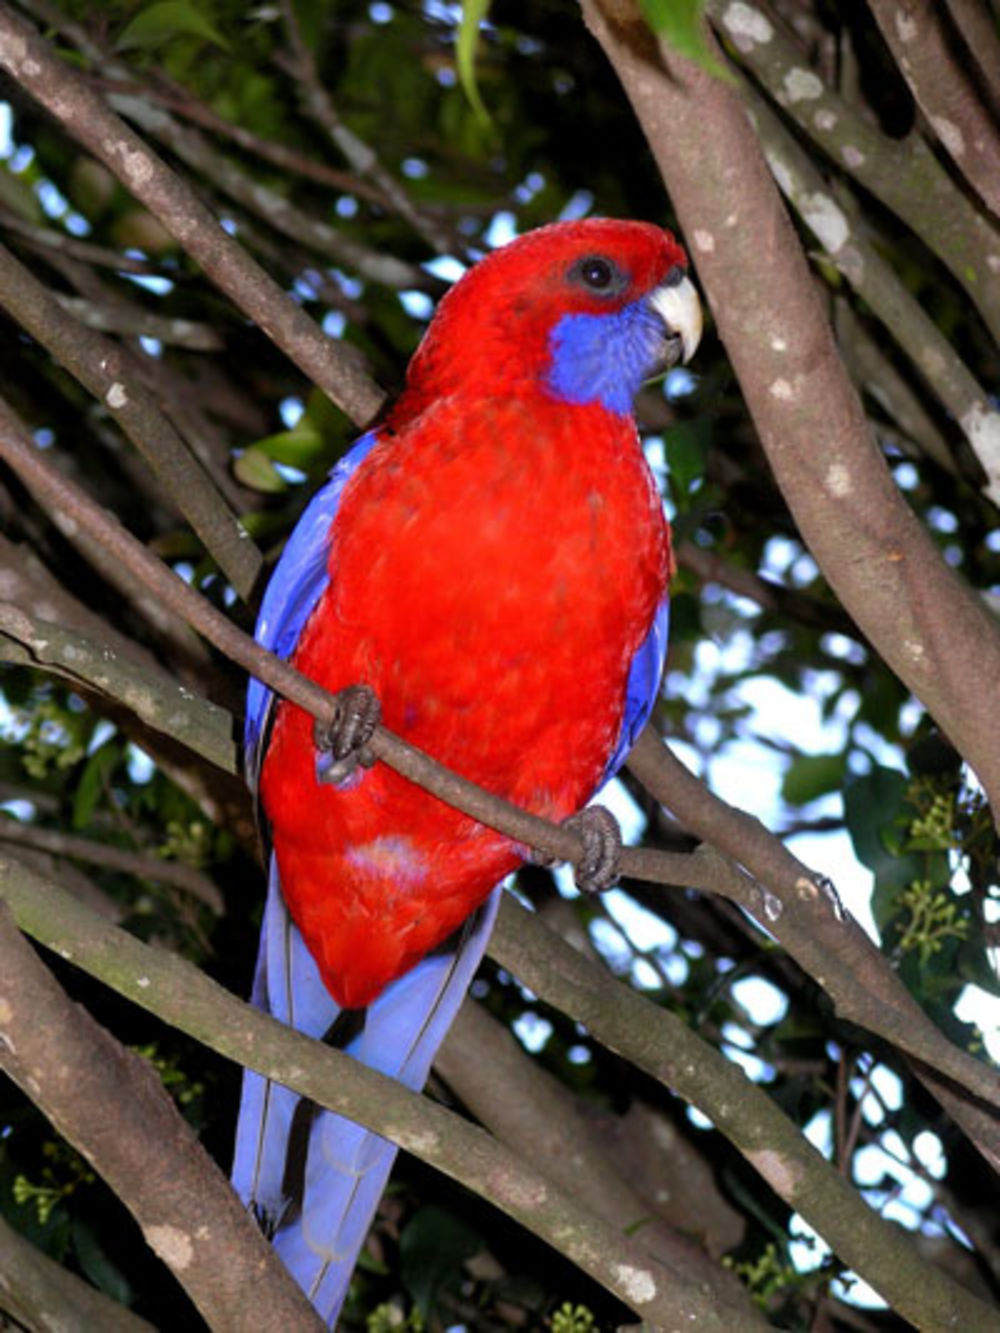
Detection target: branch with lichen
<box><xmin>0</xmin><ymin>898</ymin><xmax>327</xmax><ymax>1330</ymax></box>
<box><xmin>704</xmin><ymin>0</ymin><xmax>1000</xmax><ymax>345</ymax></box>
<box><xmin>583</xmin><ymin>0</ymin><xmax>1000</xmax><ymax>820</ymax></box>
<box><xmin>867</xmin><ymin>0</ymin><xmax>1000</xmax><ymax>222</ymax></box>
<box><xmin>3</xmin><ymin>387</ymin><xmax>999</xmax><ymax>1123</ymax></box>
<box><xmin>106</xmin><ymin>93</ymin><xmax>439</xmax><ymax>295</ymax></box>
<box><xmin>747</xmin><ymin>90</ymin><xmax>1000</xmax><ymax>502</ymax></box>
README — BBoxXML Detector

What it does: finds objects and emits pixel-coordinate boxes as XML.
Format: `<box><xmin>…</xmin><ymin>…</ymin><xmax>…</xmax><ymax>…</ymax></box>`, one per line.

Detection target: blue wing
<box><xmin>244</xmin><ymin>429</ymin><xmax>379</xmax><ymax>795</ymax></box>
<box><xmin>233</xmin><ymin>427</ymin><xmax>668</xmax><ymax>1325</ymax></box>
<box><xmin>601</xmin><ymin>595</ymin><xmax>668</xmax><ymax>787</ymax></box>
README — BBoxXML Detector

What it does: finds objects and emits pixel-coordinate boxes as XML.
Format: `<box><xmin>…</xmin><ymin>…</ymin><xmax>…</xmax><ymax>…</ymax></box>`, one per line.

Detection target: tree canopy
<box><xmin>0</xmin><ymin>1</ymin><xmax>999</xmax><ymax>1330</ymax></box>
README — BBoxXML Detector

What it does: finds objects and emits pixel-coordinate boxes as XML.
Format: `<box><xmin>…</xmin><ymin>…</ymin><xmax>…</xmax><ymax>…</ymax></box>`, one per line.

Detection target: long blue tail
<box><xmin>232</xmin><ymin>863</ymin><xmax>500</xmax><ymax>1325</ymax></box>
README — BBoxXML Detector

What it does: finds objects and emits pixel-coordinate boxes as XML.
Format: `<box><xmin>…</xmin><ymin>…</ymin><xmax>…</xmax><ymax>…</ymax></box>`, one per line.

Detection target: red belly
<box><xmin>260</xmin><ymin>394</ymin><xmax>670</xmax><ymax>1007</ymax></box>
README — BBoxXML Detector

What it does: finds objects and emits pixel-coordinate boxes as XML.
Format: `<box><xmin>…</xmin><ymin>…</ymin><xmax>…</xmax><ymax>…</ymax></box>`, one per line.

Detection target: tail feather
<box><xmin>233</xmin><ymin>860</ymin><xmax>501</xmax><ymax>1326</ymax></box>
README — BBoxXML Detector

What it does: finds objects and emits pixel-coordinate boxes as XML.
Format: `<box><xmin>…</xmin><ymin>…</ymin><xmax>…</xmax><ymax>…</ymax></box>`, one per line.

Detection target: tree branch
<box><xmin>0</xmin><ymin>858</ymin><xmax>763</xmax><ymax>1332</ymax></box>
<box><xmin>0</xmin><ymin>2</ymin><xmax>385</xmax><ymax>427</ymax></box>
<box><xmin>0</xmin><ymin>816</ymin><xmax>223</xmax><ymax>914</ymax></box>
<box><xmin>0</xmin><ymin>239</ymin><xmax>260</xmax><ymax>598</ymax></box>
<box><xmin>106</xmin><ymin>93</ymin><xmax>438</xmax><ymax>294</ymax></box>
<box><xmin>626</xmin><ymin>729</ymin><xmax>1000</xmax><ymax>1123</ymax></box>
<box><xmin>4</xmin><ymin>400</ymin><xmax>997</xmax><ymax>1122</ymax></box>
<box><xmin>278</xmin><ymin>0</ymin><xmax>455</xmax><ymax>255</ymax></box>
<box><xmin>833</xmin><ymin>299</ymin><xmax>957</xmax><ymax>476</ymax></box>
<box><xmin>0</xmin><ymin>600</ymin><xmax>236</xmax><ymax>778</ymax></box>
<box><xmin>3</xmin><ymin>853</ymin><xmax>994</xmax><ymax>1332</ymax></box>
<box><xmin>489</xmin><ymin>893</ymin><xmax>1000</xmax><ymax>1332</ymax></box>
<box><xmin>747</xmin><ymin>90</ymin><xmax>1000</xmax><ymax>499</ymax></box>
<box><xmin>0</xmin><ymin>900</ymin><xmax>323</xmax><ymax>1331</ymax></box>
<box><xmin>0</xmin><ymin>1212</ymin><xmax>155</xmax><ymax>1333</ymax></box>
<box><xmin>582</xmin><ymin>1</ymin><xmax>1000</xmax><ymax>818</ymax></box>
<box><xmin>868</xmin><ymin>0</ymin><xmax>1000</xmax><ymax>221</ymax></box>
<box><xmin>704</xmin><ymin>0</ymin><xmax>1000</xmax><ymax>345</ymax></box>
<box><xmin>437</xmin><ymin>1000</ymin><xmax>749</xmax><ymax>1288</ymax></box>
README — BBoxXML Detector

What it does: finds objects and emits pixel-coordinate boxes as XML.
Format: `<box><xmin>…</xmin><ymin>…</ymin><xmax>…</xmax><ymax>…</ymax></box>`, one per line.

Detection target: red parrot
<box><xmin>233</xmin><ymin>218</ymin><xmax>701</xmax><ymax>1324</ymax></box>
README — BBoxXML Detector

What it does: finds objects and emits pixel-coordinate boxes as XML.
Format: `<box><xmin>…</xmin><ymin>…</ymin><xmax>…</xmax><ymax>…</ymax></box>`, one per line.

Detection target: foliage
<box><xmin>0</xmin><ymin>1</ymin><xmax>998</xmax><ymax>1330</ymax></box>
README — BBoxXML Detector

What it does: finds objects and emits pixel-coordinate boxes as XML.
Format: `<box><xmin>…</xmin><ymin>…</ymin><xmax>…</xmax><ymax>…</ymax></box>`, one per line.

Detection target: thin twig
<box><xmin>0</xmin><ymin>238</ymin><xmax>260</xmax><ymax>597</ymax></box>
<box><xmin>279</xmin><ymin>0</ymin><xmax>455</xmax><ymax>255</ymax></box>
<box><xmin>0</xmin><ymin>817</ymin><xmax>223</xmax><ymax>913</ymax></box>
<box><xmin>0</xmin><ymin>2</ymin><xmax>385</xmax><ymax>427</ymax></box>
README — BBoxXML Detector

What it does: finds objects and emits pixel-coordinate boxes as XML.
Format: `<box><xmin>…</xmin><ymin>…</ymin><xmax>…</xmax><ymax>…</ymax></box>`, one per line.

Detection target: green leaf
<box><xmin>399</xmin><ymin>1205</ymin><xmax>481</xmax><ymax>1317</ymax></box>
<box><xmin>456</xmin><ymin>0</ymin><xmax>492</xmax><ymax>127</ymax></box>
<box><xmin>781</xmin><ymin>751</ymin><xmax>846</xmax><ymax>806</ymax></box>
<box><xmin>72</xmin><ymin>1219</ymin><xmax>133</xmax><ymax>1305</ymax></box>
<box><xmin>233</xmin><ymin>447</ymin><xmax>288</xmax><ymax>493</ymax></box>
<box><xmin>664</xmin><ymin>419</ymin><xmax>710</xmax><ymax>497</ymax></box>
<box><xmin>638</xmin><ymin>0</ymin><xmax>730</xmax><ymax>80</ymax></box>
<box><xmin>843</xmin><ymin>767</ymin><xmax>907</xmax><ymax>876</ymax></box>
<box><xmin>117</xmin><ymin>2</ymin><xmax>229</xmax><ymax>53</ymax></box>
<box><xmin>72</xmin><ymin>741</ymin><xmax>119</xmax><ymax>830</ymax></box>
<box><xmin>248</xmin><ymin>424</ymin><xmax>325</xmax><ymax>469</ymax></box>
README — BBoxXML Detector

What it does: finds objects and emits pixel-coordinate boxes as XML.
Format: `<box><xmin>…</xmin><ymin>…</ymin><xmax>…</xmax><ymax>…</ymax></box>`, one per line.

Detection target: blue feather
<box><xmin>546</xmin><ymin>296</ymin><xmax>669</xmax><ymax>415</ymax></box>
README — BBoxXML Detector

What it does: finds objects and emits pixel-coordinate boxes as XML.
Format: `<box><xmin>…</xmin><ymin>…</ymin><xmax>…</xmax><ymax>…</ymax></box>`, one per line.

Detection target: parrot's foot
<box><xmin>564</xmin><ymin>805</ymin><xmax>622</xmax><ymax>893</ymax></box>
<box><xmin>314</xmin><ymin>684</ymin><xmax>381</xmax><ymax>786</ymax></box>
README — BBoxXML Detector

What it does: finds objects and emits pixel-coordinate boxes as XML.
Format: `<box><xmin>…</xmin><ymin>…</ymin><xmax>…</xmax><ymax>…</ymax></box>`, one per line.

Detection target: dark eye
<box><xmin>664</xmin><ymin>263</ymin><xmax>686</xmax><ymax>287</ymax></box>
<box><xmin>570</xmin><ymin>254</ymin><xmax>626</xmax><ymax>296</ymax></box>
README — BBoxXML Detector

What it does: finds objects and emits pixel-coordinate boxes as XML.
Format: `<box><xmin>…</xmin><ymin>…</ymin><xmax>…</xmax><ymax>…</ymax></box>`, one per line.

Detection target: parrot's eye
<box><xmin>570</xmin><ymin>254</ymin><xmax>627</xmax><ymax>297</ymax></box>
<box><xmin>664</xmin><ymin>263</ymin><xmax>686</xmax><ymax>287</ymax></box>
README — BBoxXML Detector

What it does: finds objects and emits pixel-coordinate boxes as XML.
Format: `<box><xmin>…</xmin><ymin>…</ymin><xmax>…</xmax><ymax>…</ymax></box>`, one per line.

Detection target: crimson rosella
<box><xmin>232</xmin><ymin>218</ymin><xmax>702</xmax><ymax>1324</ymax></box>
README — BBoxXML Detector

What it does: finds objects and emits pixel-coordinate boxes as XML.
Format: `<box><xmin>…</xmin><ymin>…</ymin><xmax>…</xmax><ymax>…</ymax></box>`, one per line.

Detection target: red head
<box><xmin>392</xmin><ymin>219</ymin><xmax>701</xmax><ymax>419</ymax></box>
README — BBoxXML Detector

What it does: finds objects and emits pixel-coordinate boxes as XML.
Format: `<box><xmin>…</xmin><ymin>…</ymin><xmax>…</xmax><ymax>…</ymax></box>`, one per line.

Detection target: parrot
<box><xmin>232</xmin><ymin>217</ymin><xmax>702</xmax><ymax>1326</ymax></box>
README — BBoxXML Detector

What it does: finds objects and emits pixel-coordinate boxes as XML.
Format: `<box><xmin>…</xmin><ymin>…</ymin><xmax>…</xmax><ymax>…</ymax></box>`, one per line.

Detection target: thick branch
<box><xmin>4</xmin><ymin>406</ymin><xmax>996</xmax><ymax>1122</ymax></box>
<box><xmin>437</xmin><ymin>1000</ymin><xmax>750</xmax><ymax>1295</ymax></box>
<box><xmin>582</xmin><ymin>1</ymin><xmax>1000</xmax><ymax>817</ymax></box>
<box><xmin>704</xmin><ymin>0</ymin><xmax>1000</xmax><ymax>345</ymax></box>
<box><xmin>0</xmin><ymin>1213</ymin><xmax>154</xmax><ymax>1333</ymax></box>
<box><xmin>945</xmin><ymin>0</ymin><xmax>1000</xmax><ymax>116</ymax></box>
<box><xmin>3</xmin><ymin>855</ymin><xmax>993</xmax><ymax>1333</ymax></box>
<box><xmin>626</xmin><ymin>729</ymin><xmax>1000</xmax><ymax>1120</ymax></box>
<box><xmin>489</xmin><ymin>894</ymin><xmax>1000</xmax><ymax>1333</ymax></box>
<box><xmin>747</xmin><ymin>91</ymin><xmax>1000</xmax><ymax>499</ymax></box>
<box><xmin>0</xmin><ymin>901</ymin><xmax>323</xmax><ymax>1331</ymax></box>
<box><xmin>0</xmin><ymin>857</ymin><xmax>761</xmax><ymax>1331</ymax></box>
<box><xmin>0</xmin><ymin>600</ymin><xmax>236</xmax><ymax>777</ymax></box>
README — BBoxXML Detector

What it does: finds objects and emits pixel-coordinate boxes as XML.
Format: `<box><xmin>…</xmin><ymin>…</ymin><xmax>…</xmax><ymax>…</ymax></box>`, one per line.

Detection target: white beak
<box><xmin>649</xmin><ymin>274</ymin><xmax>703</xmax><ymax>365</ymax></box>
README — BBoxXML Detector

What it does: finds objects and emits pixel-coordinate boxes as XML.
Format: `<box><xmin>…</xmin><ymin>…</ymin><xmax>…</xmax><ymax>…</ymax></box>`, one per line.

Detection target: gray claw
<box><xmin>565</xmin><ymin>805</ymin><xmax>622</xmax><ymax>893</ymax></box>
<box><xmin>314</xmin><ymin>684</ymin><xmax>380</xmax><ymax>786</ymax></box>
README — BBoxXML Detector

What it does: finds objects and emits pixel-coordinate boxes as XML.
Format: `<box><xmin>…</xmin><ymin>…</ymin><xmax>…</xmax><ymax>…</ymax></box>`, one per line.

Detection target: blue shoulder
<box><xmin>600</xmin><ymin>596</ymin><xmax>669</xmax><ymax>786</ymax></box>
<box><xmin>245</xmin><ymin>430</ymin><xmax>379</xmax><ymax>791</ymax></box>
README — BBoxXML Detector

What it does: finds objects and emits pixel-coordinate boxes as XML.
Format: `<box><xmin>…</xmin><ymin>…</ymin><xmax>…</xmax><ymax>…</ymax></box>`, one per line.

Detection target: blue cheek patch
<box><xmin>546</xmin><ymin>298</ymin><xmax>665</xmax><ymax>415</ymax></box>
